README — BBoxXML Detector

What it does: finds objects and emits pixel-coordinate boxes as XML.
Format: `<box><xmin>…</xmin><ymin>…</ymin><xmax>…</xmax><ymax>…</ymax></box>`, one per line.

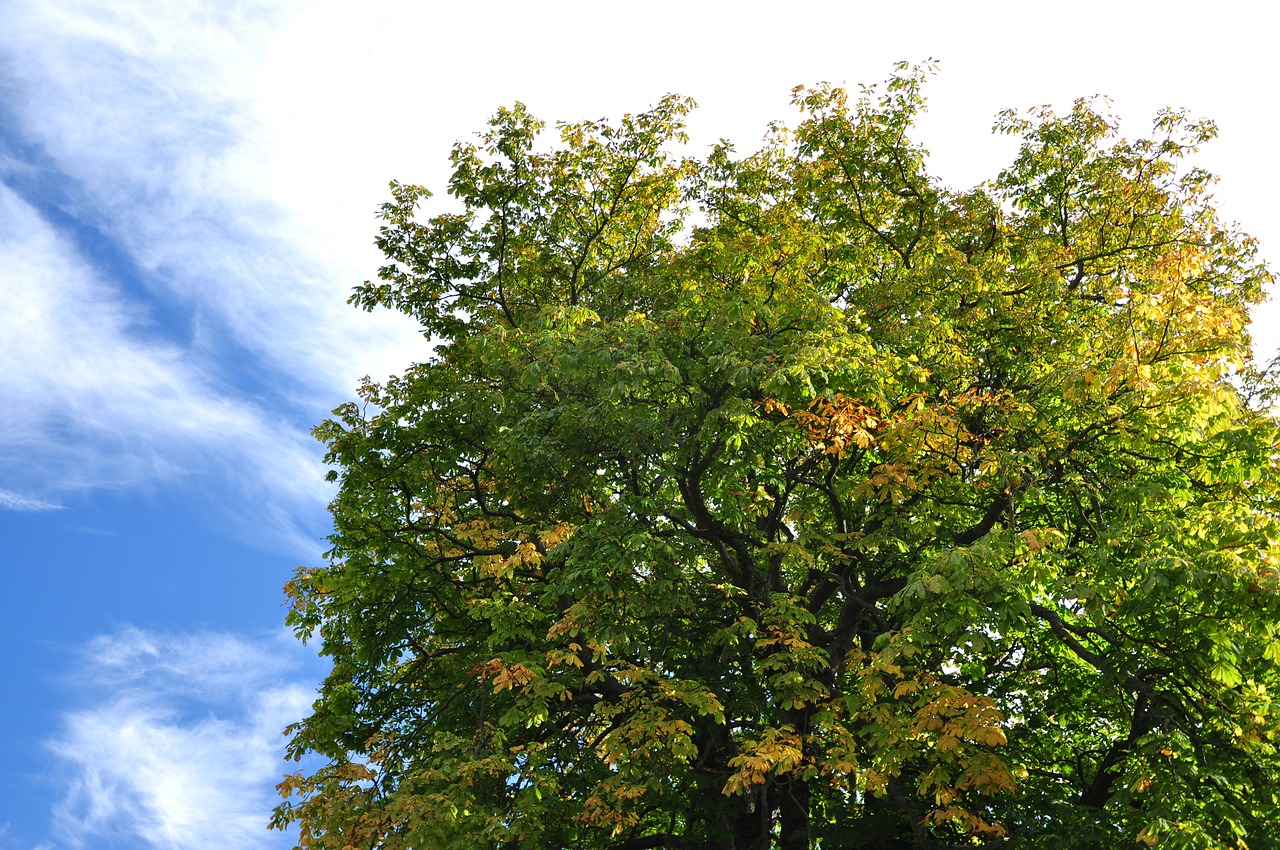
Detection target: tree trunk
<box><xmin>777</xmin><ymin>775</ymin><xmax>810</xmax><ymax>850</ymax></box>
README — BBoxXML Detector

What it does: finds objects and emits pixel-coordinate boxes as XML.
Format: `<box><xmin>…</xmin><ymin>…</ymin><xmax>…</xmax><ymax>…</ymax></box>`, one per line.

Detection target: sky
<box><xmin>1</xmin><ymin>1</ymin><xmax>1277</xmax><ymax>848</ymax></box>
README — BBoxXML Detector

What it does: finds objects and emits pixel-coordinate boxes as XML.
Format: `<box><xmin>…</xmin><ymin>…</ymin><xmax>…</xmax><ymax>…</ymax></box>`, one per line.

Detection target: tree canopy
<box><xmin>273</xmin><ymin>66</ymin><xmax>1280</xmax><ymax>850</ymax></box>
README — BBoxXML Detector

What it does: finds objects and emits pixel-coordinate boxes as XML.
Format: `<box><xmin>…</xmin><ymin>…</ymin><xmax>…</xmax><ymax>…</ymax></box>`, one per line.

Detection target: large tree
<box><xmin>273</xmin><ymin>67</ymin><xmax>1280</xmax><ymax>849</ymax></box>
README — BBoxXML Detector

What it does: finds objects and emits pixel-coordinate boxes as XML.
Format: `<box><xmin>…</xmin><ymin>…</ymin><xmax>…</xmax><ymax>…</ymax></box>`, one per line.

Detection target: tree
<box><xmin>272</xmin><ymin>66</ymin><xmax>1280</xmax><ymax>849</ymax></box>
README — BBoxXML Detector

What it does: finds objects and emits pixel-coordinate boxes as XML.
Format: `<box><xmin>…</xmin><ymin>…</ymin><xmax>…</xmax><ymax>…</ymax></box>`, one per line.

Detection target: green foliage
<box><xmin>273</xmin><ymin>66</ymin><xmax>1280</xmax><ymax>849</ymax></box>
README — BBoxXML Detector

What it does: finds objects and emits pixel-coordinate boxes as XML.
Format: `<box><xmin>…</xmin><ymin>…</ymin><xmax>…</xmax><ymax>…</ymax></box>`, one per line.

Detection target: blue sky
<box><xmin>1</xmin><ymin>1</ymin><xmax>1277</xmax><ymax>848</ymax></box>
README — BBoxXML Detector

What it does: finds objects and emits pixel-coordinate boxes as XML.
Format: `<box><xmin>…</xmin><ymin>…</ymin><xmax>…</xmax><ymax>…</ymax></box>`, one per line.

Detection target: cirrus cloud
<box><xmin>47</xmin><ymin>628</ymin><xmax>320</xmax><ymax>850</ymax></box>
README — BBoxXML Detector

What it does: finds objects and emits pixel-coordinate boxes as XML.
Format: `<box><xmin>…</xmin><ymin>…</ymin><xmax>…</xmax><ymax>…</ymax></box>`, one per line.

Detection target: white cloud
<box><xmin>2</xmin><ymin>0</ymin><xmax>425</xmax><ymax>404</ymax></box>
<box><xmin>0</xmin><ymin>0</ymin><xmax>432</xmax><ymax>553</ymax></box>
<box><xmin>0</xmin><ymin>490</ymin><xmax>63</xmax><ymax>511</ymax></box>
<box><xmin>47</xmin><ymin>628</ymin><xmax>318</xmax><ymax>850</ymax></box>
<box><xmin>0</xmin><ymin>182</ymin><xmax>329</xmax><ymax>552</ymax></box>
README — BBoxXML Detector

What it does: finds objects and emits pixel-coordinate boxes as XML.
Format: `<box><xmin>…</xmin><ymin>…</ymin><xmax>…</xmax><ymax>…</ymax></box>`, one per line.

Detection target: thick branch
<box><xmin>1027</xmin><ymin>602</ymin><xmax>1109</xmax><ymax>671</ymax></box>
<box><xmin>953</xmin><ymin>487</ymin><xmax>1012</xmax><ymax>546</ymax></box>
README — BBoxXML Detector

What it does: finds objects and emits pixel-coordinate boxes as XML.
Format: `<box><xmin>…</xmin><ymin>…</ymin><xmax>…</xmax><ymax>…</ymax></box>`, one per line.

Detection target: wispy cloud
<box><xmin>2</xmin><ymin>0</ymin><xmax>425</xmax><ymax>403</ymax></box>
<box><xmin>0</xmin><ymin>182</ymin><xmax>329</xmax><ymax>552</ymax></box>
<box><xmin>0</xmin><ymin>490</ymin><xmax>63</xmax><ymax>512</ymax></box>
<box><xmin>0</xmin><ymin>0</ymin><xmax>424</xmax><ymax>550</ymax></box>
<box><xmin>47</xmin><ymin>628</ymin><xmax>319</xmax><ymax>850</ymax></box>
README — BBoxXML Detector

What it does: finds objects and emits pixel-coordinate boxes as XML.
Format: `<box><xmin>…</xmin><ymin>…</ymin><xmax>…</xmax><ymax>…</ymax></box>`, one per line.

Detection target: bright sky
<box><xmin>2</xmin><ymin>2</ymin><xmax>1276</xmax><ymax>848</ymax></box>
